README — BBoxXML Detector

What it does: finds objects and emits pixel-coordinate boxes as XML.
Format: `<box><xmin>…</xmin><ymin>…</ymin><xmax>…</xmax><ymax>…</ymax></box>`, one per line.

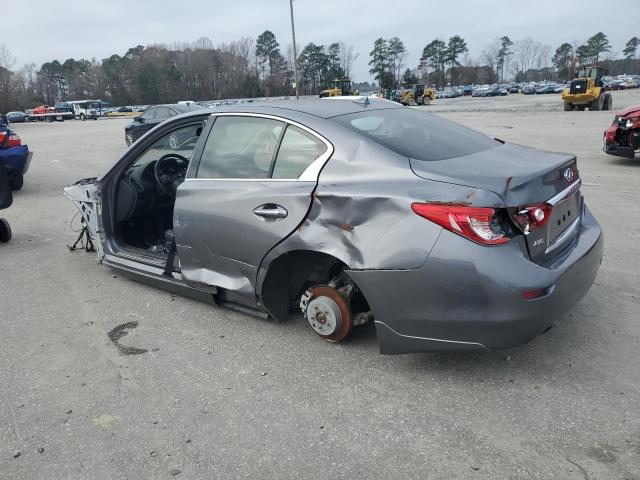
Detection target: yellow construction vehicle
<box><xmin>562</xmin><ymin>65</ymin><xmax>612</xmax><ymax>111</ymax></box>
<box><xmin>319</xmin><ymin>78</ymin><xmax>358</xmax><ymax>97</ymax></box>
<box><xmin>398</xmin><ymin>84</ymin><xmax>436</xmax><ymax>106</ymax></box>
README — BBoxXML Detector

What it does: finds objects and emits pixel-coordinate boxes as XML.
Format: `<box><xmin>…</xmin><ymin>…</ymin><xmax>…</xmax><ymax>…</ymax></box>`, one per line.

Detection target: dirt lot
<box><xmin>1</xmin><ymin>90</ymin><xmax>639</xmax><ymax>480</ymax></box>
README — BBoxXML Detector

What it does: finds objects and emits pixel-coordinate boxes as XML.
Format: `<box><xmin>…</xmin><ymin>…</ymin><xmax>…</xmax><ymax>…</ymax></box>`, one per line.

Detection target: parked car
<box><xmin>65</xmin><ymin>98</ymin><xmax>603</xmax><ymax>355</ymax></box>
<box><xmin>463</xmin><ymin>85</ymin><xmax>473</xmax><ymax>95</ymax></box>
<box><xmin>5</xmin><ymin>111</ymin><xmax>28</xmax><ymax>123</ymax></box>
<box><xmin>107</xmin><ymin>106</ymin><xmax>141</xmax><ymax>118</ymax></box>
<box><xmin>522</xmin><ymin>84</ymin><xmax>536</xmax><ymax>94</ymax></box>
<box><xmin>32</xmin><ymin>105</ymin><xmax>54</xmax><ymax>115</ymax></box>
<box><xmin>54</xmin><ymin>102</ymin><xmax>73</xmax><ymax>114</ymax></box>
<box><xmin>124</xmin><ymin>103</ymin><xmax>204</xmax><ymax>146</ymax></box>
<box><xmin>604</xmin><ymin>104</ymin><xmax>640</xmax><ymax>159</ymax></box>
<box><xmin>509</xmin><ymin>84</ymin><xmax>520</xmax><ymax>93</ymax></box>
<box><xmin>535</xmin><ymin>84</ymin><xmax>556</xmax><ymax>94</ymax></box>
<box><xmin>472</xmin><ymin>87</ymin><xmax>487</xmax><ymax>97</ymax></box>
<box><xmin>484</xmin><ymin>85</ymin><xmax>502</xmax><ymax>96</ymax></box>
<box><xmin>603</xmin><ymin>80</ymin><xmax>623</xmax><ymax>91</ymax></box>
<box><xmin>0</xmin><ymin>157</ymin><xmax>12</xmax><ymax>242</ymax></box>
<box><xmin>0</xmin><ymin>117</ymin><xmax>31</xmax><ymax>190</ymax></box>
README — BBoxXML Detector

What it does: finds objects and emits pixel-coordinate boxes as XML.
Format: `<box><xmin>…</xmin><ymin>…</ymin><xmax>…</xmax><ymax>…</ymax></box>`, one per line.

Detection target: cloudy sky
<box><xmin>4</xmin><ymin>0</ymin><xmax>638</xmax><ymax>80</ymax></box>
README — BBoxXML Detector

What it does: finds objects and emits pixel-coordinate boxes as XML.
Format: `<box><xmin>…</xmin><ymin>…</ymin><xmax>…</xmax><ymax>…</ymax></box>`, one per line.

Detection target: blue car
<box><xmin>0</xmin><ymin>156</ymin><xmax>12</xmax><ymax>242</ymax></box>
<box><xmin>0</xmin><ymin>115</ymin><xmax>31</xmax><ymax>190</ymax></box>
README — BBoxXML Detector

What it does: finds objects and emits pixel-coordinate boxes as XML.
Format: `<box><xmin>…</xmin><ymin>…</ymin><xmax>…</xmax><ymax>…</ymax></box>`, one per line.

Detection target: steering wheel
<box><xmin>154</xmin><ymin>153</ymin><xmax>189</xmax><ymax>196</ymax></box>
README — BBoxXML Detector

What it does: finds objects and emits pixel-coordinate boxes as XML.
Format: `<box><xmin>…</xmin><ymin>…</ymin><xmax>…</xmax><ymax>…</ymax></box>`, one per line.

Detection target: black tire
<box><xmin>564</xmin><ymin>102</ymin><xmax>574</xmax><ymax>111</ymax></box>
<box><xmin>125</xmin><ymin>132</ymin><xmax>133</xmax><ymax>146</ymax></box>
<box><xmin>9</xmin><ymin>172</ymin><xmax>23</xmax><ymax>191</ymax></box>
<box><xmin>576</xmin><ymin>105</ymin><xmax>586</xmax><ymax>111</ymax></box>
<box><xmin>590</xmin><ymin>95</ymin><xmax>604</xmax><ymax>111</ymax></box>
<box><xmin>0</xmin><ymin>218</ymin><xmax>11</xmax><ymax>243</ymax></box>
<box><xmin>80</xmin><ymin>113</ymin><xmax>86</xmax><ymax>121</ymax></box>
<box><xmin>422</xmin><ymin>96</ymin><xmax>431</xmax><ymax>105</ymax></box>
<box><xmin>604</xmin><ymin>94</ymin><xmax>612</xmax><ymax>111</ymax></box>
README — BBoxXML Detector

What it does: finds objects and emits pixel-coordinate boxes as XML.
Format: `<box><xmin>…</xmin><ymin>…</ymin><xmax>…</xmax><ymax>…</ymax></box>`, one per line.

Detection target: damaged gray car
<box><xmin>65</xmin><ymin>98</ymin><xmax>603</xmax><ymax>354</ymax></box>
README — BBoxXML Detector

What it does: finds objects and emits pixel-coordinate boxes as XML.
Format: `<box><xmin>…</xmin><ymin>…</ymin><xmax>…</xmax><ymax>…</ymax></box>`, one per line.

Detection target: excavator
<box><xmin>398</xmin><ymin>84</ymin><xmax>436</xmax><ymax>106</ymax></box>
<box><xmin>562</xmin><ymin>65</ymin><xmax>612</xmax><ymax>111</ymax></box>
<box><xmin>319</xmin><ymin>78</ymin><xmax>358</xmax><ymax>97</ymax></box>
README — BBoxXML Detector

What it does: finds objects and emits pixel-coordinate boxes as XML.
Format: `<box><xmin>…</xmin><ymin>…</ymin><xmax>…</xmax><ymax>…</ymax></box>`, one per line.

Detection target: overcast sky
<box><xmin>4</xmin><ymin>0</ymin><xmax>638</xmax><ymax>81</ymax></box>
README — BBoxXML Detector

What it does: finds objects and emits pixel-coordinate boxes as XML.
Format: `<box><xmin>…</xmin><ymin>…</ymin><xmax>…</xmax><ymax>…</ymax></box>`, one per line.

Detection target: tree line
<box><xmin>370</xmin><ymin>32</ymin><xmax>640</xmax><ymax>90</ymax></box>
<box><xmin>1</xmin><ymin>30</ymin><xmax>639</xmax><ymax>112</ymax></box>
<box><xmin>0</xmin><ymin>32</ymin><xmax>361</xmax><ymax>112</ymax></box>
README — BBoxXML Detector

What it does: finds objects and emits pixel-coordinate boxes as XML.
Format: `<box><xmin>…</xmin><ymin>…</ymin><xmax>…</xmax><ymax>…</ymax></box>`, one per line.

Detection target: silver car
<box><xmin>65</xmin><ymin>98</ymin><xmax>603</xmax><ymax>354</ymax></box>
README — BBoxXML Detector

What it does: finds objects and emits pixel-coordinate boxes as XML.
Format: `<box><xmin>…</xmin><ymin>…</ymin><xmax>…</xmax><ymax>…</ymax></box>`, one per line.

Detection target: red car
<box><xmin>604</xmin><ymin>104</ymin><xmax>640</xmax><ymax>159</ymax></box>
<box><xmin>32</xmin><ymin>105</ymin><xmax>54</xmax><ymax>115</ymax></box>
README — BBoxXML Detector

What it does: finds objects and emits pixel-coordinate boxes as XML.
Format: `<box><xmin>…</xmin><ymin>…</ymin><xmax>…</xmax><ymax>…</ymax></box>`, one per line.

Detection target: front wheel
<box><xmin>422</xmin><ymin>96</ymin><xmax>431</xmax><ymax>105</ymax></box>
<box><xmin>603</xmin><ymin>93</ymin><xmax>612</xmax><ymax>111</ymax></box>
<box><xmin>0</xmin><ymin>218</ymin><xmax>11</xmax><ymax>243</ymax></box>
<box><xmin>80</xmin><ymin>113</ymin><xmax>86</xmax><ymax>121</ymax></box>
<box><xmin>564</xmin><ymin>102</ymin><xmax>574</xmax><ymax>111</ymax></box>
<box><xmin>125</xmin><ymin>132</ymin><xmax>133</xmax><ymax>146</ymax></box>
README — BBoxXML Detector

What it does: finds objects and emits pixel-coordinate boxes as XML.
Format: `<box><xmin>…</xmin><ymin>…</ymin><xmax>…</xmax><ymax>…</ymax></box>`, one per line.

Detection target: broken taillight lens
<box><xmin>411</xmin><ymin>203</ymin><xmax>509</xmax><ymax>245</ymax></box>
<box><xmin>512</xmin><ymin>203</ymin><xmax>552</xmax><ymax>234</ymax></box>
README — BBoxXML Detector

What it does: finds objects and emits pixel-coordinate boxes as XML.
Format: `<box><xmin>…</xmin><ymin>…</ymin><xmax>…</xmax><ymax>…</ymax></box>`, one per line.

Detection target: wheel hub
<box><xmin>306</xmin><ymin>296</ymin><xmax>341</xmax><ymax>336</ymax></box>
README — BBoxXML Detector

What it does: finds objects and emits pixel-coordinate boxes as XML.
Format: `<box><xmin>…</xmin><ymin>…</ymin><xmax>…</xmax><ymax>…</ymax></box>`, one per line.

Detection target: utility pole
<box><xmin>289</xmin><ymin>0</ymin><xmax>300</xmax><ymax>99</ymax></box>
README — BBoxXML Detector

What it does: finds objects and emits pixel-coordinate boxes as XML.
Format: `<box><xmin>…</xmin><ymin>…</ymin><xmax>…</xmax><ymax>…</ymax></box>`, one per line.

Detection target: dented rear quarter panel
<box><xmin>256</xmin><ymin>110</ymin><xmax>505</xmax><ymax>295</ymax></box>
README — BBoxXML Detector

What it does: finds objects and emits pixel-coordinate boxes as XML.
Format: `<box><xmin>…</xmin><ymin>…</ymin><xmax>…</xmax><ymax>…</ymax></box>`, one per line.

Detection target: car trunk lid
<box><xmin>409</xmin><ymin>143</ymin><xmax>582</xmax><ymax>263</ymax></box>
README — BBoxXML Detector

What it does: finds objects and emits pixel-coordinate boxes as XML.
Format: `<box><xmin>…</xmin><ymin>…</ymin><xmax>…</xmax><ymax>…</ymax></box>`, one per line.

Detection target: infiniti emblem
<box><xmin>563</xmin><ymin>168</ymin><xmax>574</xmax><ymax>182</ymax></box>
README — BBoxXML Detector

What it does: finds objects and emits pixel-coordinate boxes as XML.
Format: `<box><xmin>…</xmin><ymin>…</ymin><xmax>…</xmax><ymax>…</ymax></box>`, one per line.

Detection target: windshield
<box><xmin>332</xmin><ymin>108</ymin><xmax>500</xmax><ymax>161</ymax></box>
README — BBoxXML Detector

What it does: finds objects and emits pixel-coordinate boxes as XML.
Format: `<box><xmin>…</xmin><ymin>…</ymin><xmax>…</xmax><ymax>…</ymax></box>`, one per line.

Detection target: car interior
<box><xmin>113</xmin><ymin>115</ymin><xmax>328</xmax><ymax>262</ymax></box>
<box><xmin>115</xmin><ymin>123</ymin><xmax>203</xmax><ymax>256</ymax></box>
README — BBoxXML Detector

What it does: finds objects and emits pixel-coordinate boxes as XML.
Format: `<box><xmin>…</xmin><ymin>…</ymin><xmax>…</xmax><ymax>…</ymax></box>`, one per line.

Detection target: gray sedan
<box><xmin>65</xmin><ymin>98</ymin><xmax>603</xmax><ymax>354</ymax></box>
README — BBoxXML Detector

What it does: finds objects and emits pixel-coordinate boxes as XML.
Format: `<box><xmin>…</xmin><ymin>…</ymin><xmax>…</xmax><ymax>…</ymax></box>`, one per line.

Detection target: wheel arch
<box><xmin>257</xmin><ymin>248</ymin><xmax>359</xmax><ymax>322</ymax></box>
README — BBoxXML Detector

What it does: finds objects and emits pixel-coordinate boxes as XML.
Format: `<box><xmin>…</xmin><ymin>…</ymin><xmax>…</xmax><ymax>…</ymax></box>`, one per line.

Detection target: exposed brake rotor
<box><xmin>300</xmin><ymin>286</ymin><xmax>352</xmax><ymax>342</ymax></box>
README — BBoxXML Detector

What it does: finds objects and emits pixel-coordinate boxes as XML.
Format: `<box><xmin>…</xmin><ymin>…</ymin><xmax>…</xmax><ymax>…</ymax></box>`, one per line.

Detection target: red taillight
<box><xmin>411</xmin><ymin>203</ymin><xmax>509</xmax><ymax>245</ymax></box>
<box><xmin>522</xmin><ymin>287</ymin><xmax>548</xmax><ymax>300</ymax></box>
<box><xmin>512</xmin><ymin>203</ymin><xmax>552</xmax><ymax>234</ymax></box>
<box><xmin>0</xmin><ymin>132</ymin><xmax>21</xmax><ymax>147</ymax></box>
<box><xmin>6</xmin><ymin>134</ymin><xmax>21</xmax><ymax>147</ymax></box>
<box><xmin>522</xmin><ymin>203</ymin><xmax>551</xmax><ymax>228</ymax></box>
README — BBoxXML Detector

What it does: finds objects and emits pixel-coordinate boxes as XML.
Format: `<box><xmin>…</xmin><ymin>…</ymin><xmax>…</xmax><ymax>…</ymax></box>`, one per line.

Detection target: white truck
<box><xmin>68</xmin><ymin>100</ymin><xmax>103</xmax><ymax>121</ymax></box>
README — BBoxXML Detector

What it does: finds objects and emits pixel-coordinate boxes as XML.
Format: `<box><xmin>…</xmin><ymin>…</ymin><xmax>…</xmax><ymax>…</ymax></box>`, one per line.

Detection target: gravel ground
<box><xmin>1</xmin><ymin>90</ymin><xmax>639</xmax><ymax>480</ymax></box>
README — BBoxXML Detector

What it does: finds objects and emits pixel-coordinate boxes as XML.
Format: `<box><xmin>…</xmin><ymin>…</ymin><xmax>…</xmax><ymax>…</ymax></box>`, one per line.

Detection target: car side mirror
<box><xmin>135</xmin><ymin>117</ymin><xmax>144</xmax><ymax>124</ymax></box>
<box><xmin>0</xmin><ymin>160</ymin><xmax>13</xmax><ymax>210</ymax></box>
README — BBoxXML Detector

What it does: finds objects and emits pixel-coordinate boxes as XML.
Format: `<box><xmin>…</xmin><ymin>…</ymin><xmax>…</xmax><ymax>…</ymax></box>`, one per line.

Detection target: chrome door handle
<box><xmin>253</xmin><ymin>204</ymin><xmax>288</xmax><ymax>221</ymax></box>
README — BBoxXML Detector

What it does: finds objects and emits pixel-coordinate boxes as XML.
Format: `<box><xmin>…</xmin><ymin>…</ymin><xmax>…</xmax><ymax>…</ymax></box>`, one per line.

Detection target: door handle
<box><xmin>253</xmin><ymin>204</ymin><xmax>288</xmax><ymax>221</ymax></box>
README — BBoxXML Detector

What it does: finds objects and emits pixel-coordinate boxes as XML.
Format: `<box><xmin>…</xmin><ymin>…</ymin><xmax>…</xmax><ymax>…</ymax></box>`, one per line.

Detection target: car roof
<box><xmin>201</xmin><ymin>98</ymin><xmax>401</xmax><ymax>119</ymax></box>
<box><xmin>148</xmin><ymin>103</ymin><xmax>204</xmax><ymax>113</ymax></box>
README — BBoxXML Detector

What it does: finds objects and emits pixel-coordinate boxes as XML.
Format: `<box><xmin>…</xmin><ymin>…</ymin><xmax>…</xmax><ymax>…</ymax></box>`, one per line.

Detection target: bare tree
<box><xmin>0</xmin><ymin>44</ymin><xmax>16</xmax><ymax>70</ymax></box>
<box><xmin>338</xmin><ymin>41</ymin><xmax>359</xmax><ymax>79</ymax></box>
<box><xmin>481</xmin><ymin>38</ymin><xmax>501</xmax><ymax>77</ymax></box>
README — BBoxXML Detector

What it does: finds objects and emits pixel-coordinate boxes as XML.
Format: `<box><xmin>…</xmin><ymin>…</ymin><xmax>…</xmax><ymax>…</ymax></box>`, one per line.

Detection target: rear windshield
<box><xmin>332</xmin><ymin>108</ymin><xmax>499</xmax><ymax>161</ymax></box>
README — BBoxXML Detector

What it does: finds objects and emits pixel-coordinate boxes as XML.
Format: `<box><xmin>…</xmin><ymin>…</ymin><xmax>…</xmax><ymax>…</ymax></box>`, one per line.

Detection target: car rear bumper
<box><xmin>0</xmin><ymin>145</ymin><xmax>31</xmax><ymax>174</ymax></box>
<box><xmin>347</xmin><ymin>206</ymin><xmax>603</xmax><ymax>354</ymax></box>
